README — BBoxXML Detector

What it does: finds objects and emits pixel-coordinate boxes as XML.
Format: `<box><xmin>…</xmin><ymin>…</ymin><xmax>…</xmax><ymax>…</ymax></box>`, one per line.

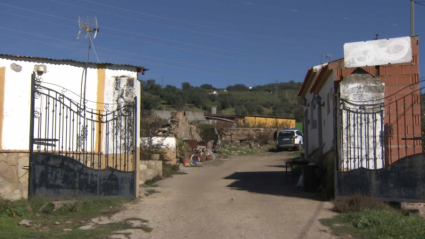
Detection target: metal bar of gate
<box><xmin>28</xmin><ymin>72</ymin><xmax>36</xmax><ymax>199</ymax></box>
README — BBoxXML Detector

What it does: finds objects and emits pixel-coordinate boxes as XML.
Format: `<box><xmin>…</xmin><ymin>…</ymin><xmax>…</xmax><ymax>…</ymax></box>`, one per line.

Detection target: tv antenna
<box><xmin>325</xmin><ymin>54</ymin><xmax>332</xmax><ymax>63</ymax></box>
<box><xmin>77</xmin><ymin>16</ymin><xmax>100</xmax><ymax>112</ymax></box>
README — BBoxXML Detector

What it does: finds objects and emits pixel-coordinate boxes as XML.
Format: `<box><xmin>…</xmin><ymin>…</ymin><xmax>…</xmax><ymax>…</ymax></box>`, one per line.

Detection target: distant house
<box><xmin>298</xmin><ymin>36</ymin><xmax>420</xmax><ymax>170</ymax></box>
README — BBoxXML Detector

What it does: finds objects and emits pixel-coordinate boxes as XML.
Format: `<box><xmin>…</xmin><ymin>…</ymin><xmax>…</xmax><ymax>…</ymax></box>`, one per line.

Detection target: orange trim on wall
<box><xmin>95</xmin><ymin>66</ymin><xmax>105</xmax><ymax>153</ymax></box>
<box><xmin>0</xmin><ymin>67</ymin><xmax>5</xmax><ymax>150</ymax></box>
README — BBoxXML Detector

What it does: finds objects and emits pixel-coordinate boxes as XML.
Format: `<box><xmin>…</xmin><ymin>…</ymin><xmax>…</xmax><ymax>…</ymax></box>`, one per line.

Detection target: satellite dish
<box><xmin>77</xmin><ymin>16</ymin><xmax>99</xmax><ymax>39</ymax></box>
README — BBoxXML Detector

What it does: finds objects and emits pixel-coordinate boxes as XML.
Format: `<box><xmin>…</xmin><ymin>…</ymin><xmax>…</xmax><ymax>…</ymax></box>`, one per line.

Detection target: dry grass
<box><xmin>332</xmin><ymin>193</ymin><xmax>390</xmax><ymax>213</ymax></box>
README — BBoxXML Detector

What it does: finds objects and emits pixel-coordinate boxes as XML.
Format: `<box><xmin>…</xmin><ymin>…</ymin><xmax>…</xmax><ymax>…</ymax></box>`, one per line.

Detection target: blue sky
<box><xmin>0</xmin><ymin>0</ymin><xmax>423</xmax><ymax>88</ymax></box>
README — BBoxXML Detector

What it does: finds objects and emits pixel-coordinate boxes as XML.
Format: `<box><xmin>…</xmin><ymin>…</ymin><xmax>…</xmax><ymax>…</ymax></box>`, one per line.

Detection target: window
<box><xmin>278</xmin><ymin>131</ymin><xmax>294</xmax><ymax>138</ymax></box>
<box><xmin>296</xmin><ymin>131</ymin><xmax>302</xmax><ymax>136</ymax></box>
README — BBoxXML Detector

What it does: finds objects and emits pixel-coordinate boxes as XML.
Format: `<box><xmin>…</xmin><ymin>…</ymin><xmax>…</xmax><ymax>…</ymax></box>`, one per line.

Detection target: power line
<box><xmin>0</xmin><ymin>2</ymin><xmax>288</xmax><ymax>62</ymax></box>
<box><xmin>0</xmin><ymin>10</ymin><xmax>249</xmax><ymax>62</ymax></box>
<box><xmin>78</xmin><ymin>0</ymin><xmax>262</xmax><ymax>38</ymax></box>
<box><xmin>49</xmin><ymin>0</ymin><xmax>241</xmax><ymax>41</ymax></box>
<box><xmin>0</xmin><ymin>25</ymin><xmax>246</xmax><ymax>73</ymax></box>
<box><xmin>1</xmin><ymin>9</ymin><xmax>307</xmax><ymax>70</ymax></box>
<box><xmin>0</xmin><ymin>32</ymin><xmax>247</xmax><ymax>80</ymax></box>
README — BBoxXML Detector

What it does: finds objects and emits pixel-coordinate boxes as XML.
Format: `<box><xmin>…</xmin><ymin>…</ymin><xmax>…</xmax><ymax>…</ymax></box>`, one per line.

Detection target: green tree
<box><xmin>182</xmin><ymin>82</ymin><xmax>192</xmax><ymax>90</ymax></box>
<box><xmin>200</xmin><ymin>84</ymin><xmax>214</xmax><ymax>90</ymax></box>
<box><xmin>226</xmin><ymin>84</ymin><xmax>249</xmax><ymax>91</ymax></box>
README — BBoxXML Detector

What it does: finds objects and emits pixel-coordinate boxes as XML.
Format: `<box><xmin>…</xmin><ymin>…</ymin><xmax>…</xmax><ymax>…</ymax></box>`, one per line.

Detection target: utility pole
<box><xmin>411</xmin><ymin>0</ymin><xmax>415</xmax><ymax>37</ymax></box>
<box><xmin>411</xmin><ymin>1</ymin><xmax>425</xmax><ymax>36</ymax></box>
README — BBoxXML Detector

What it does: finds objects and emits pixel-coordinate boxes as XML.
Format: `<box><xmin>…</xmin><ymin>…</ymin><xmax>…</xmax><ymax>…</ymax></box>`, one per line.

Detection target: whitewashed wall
<box><xmin>318</xmin><ymin>72</ymin><xmax>334</xmax><ymax>154</ymax></box>
<box><xmin>102</xmin><ymin>68</ymin><xmax>140</xmax><ymax>153</ymax></box>
<box><xmin>339</xmin><ymin>76</ymin><xmax>385</xmax><ymax>170</ymax></box>
<box><xmin>0</xmin><ymin>58</ymin><xmax>141</xmax><ymax>151</ymax></box>
<box><xmin>306</xmin><ymin>91</ymin><xmax>318</xmax><ymax>155</ymax></box>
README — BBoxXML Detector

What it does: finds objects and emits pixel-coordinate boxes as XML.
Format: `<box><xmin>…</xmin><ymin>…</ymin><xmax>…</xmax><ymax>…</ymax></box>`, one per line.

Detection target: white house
<box><xmin>0</xmin><ymin>54</ymin><xmax>147</xmax><ymax>200</ymax></box>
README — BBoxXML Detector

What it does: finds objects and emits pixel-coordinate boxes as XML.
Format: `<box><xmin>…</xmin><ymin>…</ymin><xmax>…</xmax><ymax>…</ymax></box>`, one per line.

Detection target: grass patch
<box><xmin>144</xmin><ymin>189</ymin><xmax>159</xmax><ymax>197</ymax></box>
<box><xmin>321</xmin><ymin>194</ymin><xmax>425</xmax><ymax>239</ymax></box>
<box><xmin>220</xmin><ymin>145</ymin><xmax>257</xmax><ymax>156</ymax></box>
<box><xmin>143</xmin><ymin>179</ymin><xmax>159</xmax><ymax>188</ymax></box>
<box><xmin>0</xmin><ymin>197</ymin><xmax>146</xmax><ymax>239</ymax></box>
<box><xmin>321</xmin><ymin>209</ymin><xmax>425</xmax><ymax>239</ymax></box>
<box><xmin>163</xmin><ymin>163</ymin><xmax>186</xmax><ymax>176</ymax></box>
<box><xmin>332</xmin><ymin>193</ymin><xmax>390</xmax><ymax>213</ymax></box>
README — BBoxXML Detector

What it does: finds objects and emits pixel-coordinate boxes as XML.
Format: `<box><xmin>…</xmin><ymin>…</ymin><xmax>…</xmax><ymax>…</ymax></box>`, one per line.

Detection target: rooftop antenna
<box><xmin>325</xmin><ymin>54</ymin><xmax>332</xmax><ymax>63</ymax></box>
<box><xmin>77</xmin><ymin>16</ymin><xmax>99</xmax><ymax>112</ymax></box>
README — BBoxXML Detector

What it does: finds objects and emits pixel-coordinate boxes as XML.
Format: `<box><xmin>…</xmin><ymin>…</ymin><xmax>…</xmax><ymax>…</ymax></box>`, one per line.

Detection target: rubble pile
<box><xmin>169</xmin><ymin>112</ymin><xmax>202</xmax><ymax>141</ymax></box>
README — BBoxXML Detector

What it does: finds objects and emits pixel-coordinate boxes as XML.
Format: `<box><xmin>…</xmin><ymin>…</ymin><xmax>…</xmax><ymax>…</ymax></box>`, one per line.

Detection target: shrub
<box><xmin>256</xmin><ymin>132</ymin><xmax>271</xmax><ymax>145</ymax></box>
<box><xmin>333</xmin><ymin>193</ymin><xmax>390</xmax><ymax>213</ymax></box>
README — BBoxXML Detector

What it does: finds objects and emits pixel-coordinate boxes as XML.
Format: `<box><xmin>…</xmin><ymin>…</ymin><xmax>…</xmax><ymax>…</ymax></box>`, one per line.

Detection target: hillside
<box><xmin>141</xmin><ymin>80</ymin><xmax>304</xmax><ymax>122</ymax></box>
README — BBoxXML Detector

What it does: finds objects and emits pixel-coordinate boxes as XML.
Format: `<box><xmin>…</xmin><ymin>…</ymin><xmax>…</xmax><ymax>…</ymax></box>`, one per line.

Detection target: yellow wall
<box><xmin>239</xmin><ymin>116</ymin><xmax>295</xmax><ymax>128</ymax></box>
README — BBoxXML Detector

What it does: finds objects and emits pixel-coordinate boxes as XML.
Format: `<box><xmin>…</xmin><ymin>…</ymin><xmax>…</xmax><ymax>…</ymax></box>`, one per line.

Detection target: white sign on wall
<box><xmin>344</xmin><ymin>36</ymin><xmax>412</xmax><ymax>68</ymax></box>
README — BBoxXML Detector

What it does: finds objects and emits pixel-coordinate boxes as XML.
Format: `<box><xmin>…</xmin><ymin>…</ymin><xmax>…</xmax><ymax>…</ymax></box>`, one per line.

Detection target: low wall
<box><xmin>141</xmin><ymin>137</ymin><xmax>177</xmax><ymax>165</ymax></box>
<box><xmin>139</xmin><ymin>160</ymin><xmax>162</xmax><ymax>185</ymax></box>
<box><xmin>0</xmin><ymin>153</ymin><xmax>29</xmax><ymax>200</ymax></box>
<box><xmin>219</xmin><ymin>128</ymin><xmax>276</xmax><ymax>143</ymax></box>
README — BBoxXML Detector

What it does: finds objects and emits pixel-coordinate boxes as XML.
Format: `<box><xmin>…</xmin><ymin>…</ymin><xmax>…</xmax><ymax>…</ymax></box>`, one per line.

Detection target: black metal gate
<box><xmin>336</xmin><ymin>81</ymin><xmax>425</xmax><ymax>202</ymax></box>
<box><xmin>28</xmin><ymin>72</ymin><xmax>137</xmax><ymax>198</ymax></box>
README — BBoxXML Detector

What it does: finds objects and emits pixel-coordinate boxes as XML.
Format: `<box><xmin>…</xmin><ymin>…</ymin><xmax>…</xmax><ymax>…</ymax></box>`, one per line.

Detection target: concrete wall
<box><xmin>0</xmin><ymin>153</ymin><xmax>29</xmax><ymax>200</ymax></box>
<box><xmin>139</xmin><ymin>160</ymin><xmax>162</xmax><ymax>185</ymax></box>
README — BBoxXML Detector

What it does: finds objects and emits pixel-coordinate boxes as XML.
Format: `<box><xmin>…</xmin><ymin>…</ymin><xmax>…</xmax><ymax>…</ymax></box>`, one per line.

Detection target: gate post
<box><xmin>28</xmin><ymin>72</ymin><xmax>36</xmax><ymax>199</ymax></box>
<box><xmin>134</xmin><ymin>97</ymin><xmax>140</xmax><ymax>198</ymax></box>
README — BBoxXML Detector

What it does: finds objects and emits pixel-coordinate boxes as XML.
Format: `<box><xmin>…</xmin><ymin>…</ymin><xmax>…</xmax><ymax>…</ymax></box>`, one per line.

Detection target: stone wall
<box><xmin>0</xmin><ymin>153</ymin><xmax>29</xmax><ymax>200</ymax></box>
<box><xmin>139</xmin><ymin>160</ymin><xmax>162</xmax><ymax>185</ymax></box>
<box><xmin>169</xmin><ymin>112</ymin><xmax>202</xmax><ymax>141</ymax></box>
<box><xmin>218</xmin><ymin>128</ymin><xmax>277</xmax><ymax>143</ymax></box>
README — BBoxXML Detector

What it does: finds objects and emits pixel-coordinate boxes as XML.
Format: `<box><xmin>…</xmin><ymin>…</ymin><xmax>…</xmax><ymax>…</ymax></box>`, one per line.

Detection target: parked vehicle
<box><xmin>276</xmin><ymin>128</ymin><xmax>303</xmax><ymax>151</ymax></box>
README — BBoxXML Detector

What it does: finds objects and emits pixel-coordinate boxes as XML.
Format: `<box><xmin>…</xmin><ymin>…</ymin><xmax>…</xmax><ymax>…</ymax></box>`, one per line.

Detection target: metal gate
<box><xmin>336</xmin><ymin>81</ymin><xmax>425</xmax><ymax>201</ymax></box>
<box><xmin>338</xmin><ymin>100</ymin><xmax>385</xmax><ymax>171</ymax></box>
<box><xmin>28</xmin><ymin>72</ymin><xmax>137</xmax><ymax>198</ymax></box>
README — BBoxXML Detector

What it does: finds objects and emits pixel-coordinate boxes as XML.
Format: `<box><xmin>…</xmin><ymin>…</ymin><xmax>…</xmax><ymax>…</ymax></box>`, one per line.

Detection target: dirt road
<box><xmin>111</xmin><ymin>152</ymin><xmax>337</xmax><ymax>239</ymax></box>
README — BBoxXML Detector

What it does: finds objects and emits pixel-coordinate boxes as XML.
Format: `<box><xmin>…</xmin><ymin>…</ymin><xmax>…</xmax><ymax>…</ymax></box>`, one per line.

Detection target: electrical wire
<box><xmin>78</xmin><ymin>0</ymin><xmax>264</xmax><ymax>38</ymax></box>
<box><xmin>0</xmin><ymin>31</ymin><xmax>259</xmax><ymax>81</ymax></box>
<box><xmin>0</xmin><ymin>10</ymin><xmax>247</xmax><ymax>62</ymax></box>
<box><xmin>0</xmin><ymin>9</ymin><xmax>307</xmax><ymax>69</ymax></box>
<box><xmin>0</xmin><ymin>25</ymin><xmax>270</xmax><ymax>76</ymax></box>
<box><xmin>50</xmin><ymin>0</ymin><xmax>241</xmax><ymax>41</ymax></box>
<box><xmin>0</xmin><ymin>2</ymin><xmax>288</xmax><ymax>62</ymax></box>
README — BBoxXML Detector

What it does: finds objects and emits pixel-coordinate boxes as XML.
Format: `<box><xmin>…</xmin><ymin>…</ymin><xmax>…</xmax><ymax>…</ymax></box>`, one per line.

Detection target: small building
<box><xmin>0</xmin><ymin>54</ymin><xmax>148</xmax><ymax>200</ymax></box>
<box><xmin>298</xmin><ymin>36</ymin><xmax>420</xmax><ymax>170</ymax></box>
